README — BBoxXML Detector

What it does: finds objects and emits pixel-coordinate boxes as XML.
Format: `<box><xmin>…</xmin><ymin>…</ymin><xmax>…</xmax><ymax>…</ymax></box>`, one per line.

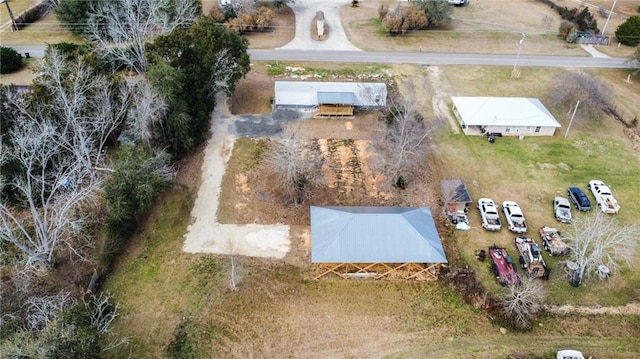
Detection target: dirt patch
<box><xmin>245</xmin><ymin>6</ymin><xmax>296</xmax><ymax>49</ymax></box>
<box><xmin>231</xmin><ymin>70</ymin><xmax>274</xmax><ymax>114</ymax></box>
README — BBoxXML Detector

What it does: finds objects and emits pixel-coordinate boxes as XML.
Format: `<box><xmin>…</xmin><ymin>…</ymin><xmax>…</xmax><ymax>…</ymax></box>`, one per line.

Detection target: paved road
<box><xmin>250</xmin><ymin>49</ymin><xmax>635</xmax><ymax>68</ymax></box>
<box><xmin>10</xmin><ymin>46</ymin><xmax>636</xmax><ymax>69</ymax></box>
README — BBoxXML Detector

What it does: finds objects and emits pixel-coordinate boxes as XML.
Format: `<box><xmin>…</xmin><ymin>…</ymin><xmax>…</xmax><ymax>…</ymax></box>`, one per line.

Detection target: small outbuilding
<box><xmin>440</xmin><ymin>179</ymin><xmax>472</xmax><ymax>223</ymax></box>
<box><xmin>274</xmin><ymin>81</ymin><xmax>387</xmax><ymax>116</ymax></box>
<box><xmin>451</xmin><ymin>97</ymin><xmax>561</xmax><ymax>136</ymax></box>
<box><xmin>310</xmin><ymin>206</ymin><xmax>447</xmax><ymax>280</ymax></box>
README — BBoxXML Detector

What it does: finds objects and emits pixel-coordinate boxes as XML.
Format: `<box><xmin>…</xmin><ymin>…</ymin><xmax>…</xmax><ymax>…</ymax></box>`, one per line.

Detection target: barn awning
<box><xmin>317</xmin><ymin>92</ymin><xmax>356</xmax><ymax>105</ymax></box>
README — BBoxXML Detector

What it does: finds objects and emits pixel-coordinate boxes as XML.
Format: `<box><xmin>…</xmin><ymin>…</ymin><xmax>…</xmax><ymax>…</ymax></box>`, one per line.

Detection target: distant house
<box><xmin>451</xmin><ymin>97</ymin><xmax>561</xmax><ymax>136</ymax></box>
<box><xmin>274</xmin><ymin>81</ymin><xmax>387</xmax><ymax>116</ymax></box>
<box><xmin>316</xmin><ymin>11</ymin><xmax>325</xmax><ymax>37</ymax></box>
<box><xmin>310</xmin><ymin>206</ymin><xmax>447</xmax><ymax>280</ymax></box>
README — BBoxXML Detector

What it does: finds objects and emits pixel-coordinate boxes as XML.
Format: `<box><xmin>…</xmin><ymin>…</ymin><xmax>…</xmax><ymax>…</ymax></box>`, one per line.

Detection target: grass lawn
<box><xmin>103</xmin><ymin>60</ymin><xmax>640</xmax><ymax>359</ymax></box>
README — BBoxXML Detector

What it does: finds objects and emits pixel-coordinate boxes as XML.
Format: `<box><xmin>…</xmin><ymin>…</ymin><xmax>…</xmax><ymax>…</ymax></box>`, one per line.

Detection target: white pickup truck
<box><xmin>502</xmin><ymin>201</ymin><xmax>528</xmax><ymax>234</ymax></box>
<box><xmin>588</xmin><ymin>180</ymin><xmax>620</xmax><ymax>214</ymax></box>
<box><xmin>477</xmin><ymin>198</ymin><xmax>501</xmax><ymax>231</ymax></box>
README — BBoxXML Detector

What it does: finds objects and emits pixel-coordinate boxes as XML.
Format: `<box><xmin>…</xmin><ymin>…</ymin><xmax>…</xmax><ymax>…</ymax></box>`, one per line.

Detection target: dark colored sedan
<box><xmin>567</xmin><ymin>187</ymin><xmax>592</xmax><ymax>211</ymax></box>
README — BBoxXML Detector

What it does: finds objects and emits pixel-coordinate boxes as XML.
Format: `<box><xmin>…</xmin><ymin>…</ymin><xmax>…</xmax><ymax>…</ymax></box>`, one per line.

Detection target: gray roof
<box><xmin>311</xmin><ymin>206</ymin><xmax>447</xmax><ymax>264</ymax></box>
<box><xmin>317</xmin><ymin>91</ymin><xmax>356</xmax><ymax>105</ymax></box>
<box><xmin>275</xmin><ymin>81</ymin><xmax>387</xmax><ymax>107</ymax></box>
<box><xmin>440</xmin><ymin>179</ymin><xmax>472</xmax><ymax>204</ymax></box>
<box><xmin>451</xmin><ymin>97</ymin><xmax>561</xmax><ymax>128</ymax></box>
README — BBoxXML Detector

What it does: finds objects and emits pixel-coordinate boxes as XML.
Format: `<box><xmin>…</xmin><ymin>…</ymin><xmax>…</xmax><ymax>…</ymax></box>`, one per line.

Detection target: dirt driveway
<box><xmin>182</xmin><ymin>94</ymin><xmax>309</xmax><ymax>258</ymax></box>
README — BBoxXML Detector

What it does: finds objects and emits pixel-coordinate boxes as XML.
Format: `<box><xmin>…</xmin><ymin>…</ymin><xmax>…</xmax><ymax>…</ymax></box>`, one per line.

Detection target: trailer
<box><xmin>488</xmin><ymin>245</ymin><xmax>520</xmax><ymax>286</ymax></box>
<box><xmin>539</xmin><ymin>226</ymin><xmax>570</xmax><ymax>256</ymax></box>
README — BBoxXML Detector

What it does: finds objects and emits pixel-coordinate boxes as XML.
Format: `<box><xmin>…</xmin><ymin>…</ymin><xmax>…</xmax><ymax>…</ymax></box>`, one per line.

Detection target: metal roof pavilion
<box><xmin>451</xmin><ymin>97</ymin><xmax>561</xmax><ymax>128</ymax></box>
<box><xmin>310</xmin><ymin>206</ymin><xmax>447</xmax><ymax>264</ymax></box>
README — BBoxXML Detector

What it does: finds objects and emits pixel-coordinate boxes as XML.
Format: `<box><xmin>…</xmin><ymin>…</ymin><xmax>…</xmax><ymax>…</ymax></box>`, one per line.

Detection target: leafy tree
<box><xmin>0</xmin><ymin>47</ymin><xmax>23</xmax><ymax>74</ymax></box>
<box><xmin>616</xmin><ymin>16</ymin><xmax>640</xmax><ymax>46</ymax></box>
<box><xmin>412</xmin><ymin>0</ymin><xmax>452</xmax><ymax>28</ymax></box>
<box><xmin>55</xmin><ymin>0</ymin><xmax>97</xmax><ymax>35</ymax></box>
<box><xmin>104</xmin><ymin>146</ymin><xmax>173</xmax><ymax>239</ymax></box>
<box><xmin>146</xmin><ymin>17</ymin><xmax>250</xmax><ymax>156</ymax></box>
<box><xmin>380</xmin><ymin>4</ymin><xmax>427</xmax><ymax>34</ymax></box>
<box><xmin>574</xmin><ymin>7</ymin><xmax>598</xmax><ymax>33</ymax></box>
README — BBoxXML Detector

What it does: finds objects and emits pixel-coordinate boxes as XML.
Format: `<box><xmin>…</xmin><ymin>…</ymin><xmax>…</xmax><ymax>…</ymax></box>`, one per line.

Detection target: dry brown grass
<box><xmin>244</xmin><ymin>6</ymin><xmax>295</xmax><ymax>49</ymax></box>
<box><xmin>231</xmin><ymin>69</ymin><xmax>275</xmax><ymax>114</ymax></box>
<box><xmin>342</xmin><ymin>0</ymin><xmax>588</xmax><ymax>55</ymax></box>
<box><xmin>0</xmin><ymin>59</ymin><xmax>38</xmax><ymax>85</ymax></box>
<box><xmin>1</xmin><ymin>12</ymin><xmax>80</xmax><ymax>45</ymax></box>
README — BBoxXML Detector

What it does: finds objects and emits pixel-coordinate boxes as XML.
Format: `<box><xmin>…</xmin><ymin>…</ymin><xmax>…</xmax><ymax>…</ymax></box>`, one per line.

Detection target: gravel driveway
<box><xmin>183</xmin><ymin>95</ymin><xmax>298</xmax><ymax>259</ymax></box>
<box><xmin>279</xmin><ymin>0</ymin><xmax>361</xmax><ymax>51</ymax></box>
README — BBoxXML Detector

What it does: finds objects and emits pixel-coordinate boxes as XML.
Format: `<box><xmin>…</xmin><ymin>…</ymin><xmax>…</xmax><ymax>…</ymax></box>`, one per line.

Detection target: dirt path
<box><xmin>424</xmin><ymin>66</ymin><xmax>460</xmax><ymax>134</ymax></box>
<box><xmin>182</xmin><ymin>93</ymin><xmax>291</xmax><ymax>258</ymax></box>
<box><xmin>545</xmin><ymin>302</ymin><xmax>640</xmax><ymax>315</ymax></box>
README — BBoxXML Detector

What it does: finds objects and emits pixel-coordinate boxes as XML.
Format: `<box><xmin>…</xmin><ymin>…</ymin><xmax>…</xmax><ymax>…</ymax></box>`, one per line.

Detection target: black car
<box><xmin>567</xmin><ymin>187</ymin><xmax>592</xmax><ymax>211</ymax></box>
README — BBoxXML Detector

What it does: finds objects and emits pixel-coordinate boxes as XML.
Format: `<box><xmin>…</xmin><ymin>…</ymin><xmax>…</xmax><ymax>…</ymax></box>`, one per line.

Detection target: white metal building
<box><xmin>451</xmin><ymin>97</ymin><xmax>561</xmax><ymax>136</ymax></box>
<box><xmin>274</xmin><ymin>81</ymin><xmax>387</xmax><ymax>113</ymax></box>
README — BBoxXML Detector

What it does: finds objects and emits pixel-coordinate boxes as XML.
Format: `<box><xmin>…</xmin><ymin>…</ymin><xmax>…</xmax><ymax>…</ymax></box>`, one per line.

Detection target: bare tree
<box><xmin>0</xmin><ymin>50</ymin><xmax>133</xmax><ymax>269</ymax></box>
<box><xmin>124</xmin><ymin>78</ymin><xmax>167</xmax><ymax>146</ymax></box>
<box><xmin>498</xmin><ymin>277</ymin><xmax>544</xmax><ymax>329</ymax></box>
<box><xmin>87</xmin><ymin>0</ymin><xmax>199</xmax><ymax>73</ymax></box>
<box><xmin>262</xmin><ymin>125</ymin><xmax>324</xmax><ymax>204</ymax></box>
<box><xmin>25</xmin><ymin>291</ymin><xmax>76</xmax><ymax>332</ymax></box>
<box><xmin>83</xmin><ymin>292</ymin><xmax>120</xmax><ymax>335</ymax></box>
<box><xmin>564</xmin><ymin>212</ymin><xmax>638</xmax><ymax>284</ymax></box>
<box><xmin>376</xmin><ymin>78</ymin><xmax>442</xmax><ymax>188</ymax></box>
<box><xmin>550</xmin><ymin>70</ymin><xmax>613</xmax><ymax>119</ymax></box>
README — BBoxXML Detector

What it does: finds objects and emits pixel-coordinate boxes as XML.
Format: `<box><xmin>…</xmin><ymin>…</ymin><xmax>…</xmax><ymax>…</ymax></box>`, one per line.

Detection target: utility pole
<box><xmin>564</xmin><ymin>100</ymin><xmax>580</xmax><ymax>139</ymax></box>
<box><xmin>0</xmin><ymin>0</ymin><xmax>18</xmax><ymax>32</ymax></box>
<box><xmin>601</xmin><ymin>0</ymin><xmax>618</xmax><ymax>37</ymax></box>
<box><xmin>511</xmin><ymin>32</ymin><xmax>526</xmax><ymax>79</ymax></box>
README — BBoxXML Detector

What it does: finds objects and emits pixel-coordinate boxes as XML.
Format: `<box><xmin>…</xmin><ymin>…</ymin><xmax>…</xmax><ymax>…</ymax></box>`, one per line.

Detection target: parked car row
<box><xmin>568</xmin><ymin>180</ymin><xmax>620</xmax><ymax>214</ymax></box>
<box><xmin>477</xmin><ymin>180</ymin><xmax>620</xmax><ymax>234</ymax></box>
<box><xmin>477</xmin><ymin>199</ymin><xmax>528</xmax><ymax>234</ymax></box>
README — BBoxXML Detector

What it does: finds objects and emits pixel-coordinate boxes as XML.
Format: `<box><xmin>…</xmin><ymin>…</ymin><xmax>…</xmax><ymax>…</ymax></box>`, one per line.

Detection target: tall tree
<box><xmin>86</xmin><ymin>0</ymin><xmax>200</xmax><ymax>73</ymax></box>
<box><xmin>146</xmin><ymin>17</ymin><xmax>250</xmax><ymax>156</ymax></box>
<box><xmin>375</xmin><ymin>78</ymin><xmax>441</xmax><ymax>188</ymax></box>
<box><xmin>0</xmin><ymin>50</ymin><xmax>133</xmax><ymax>269</ymax></box>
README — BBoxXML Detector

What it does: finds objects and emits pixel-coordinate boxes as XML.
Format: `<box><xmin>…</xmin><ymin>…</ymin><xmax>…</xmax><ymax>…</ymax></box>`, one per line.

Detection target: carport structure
<box><xmin>310</xmin><ymin>206</ymin><xmax>447</xmax><ymax>280</ymax></box>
